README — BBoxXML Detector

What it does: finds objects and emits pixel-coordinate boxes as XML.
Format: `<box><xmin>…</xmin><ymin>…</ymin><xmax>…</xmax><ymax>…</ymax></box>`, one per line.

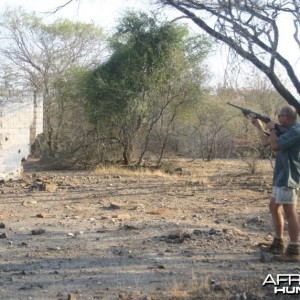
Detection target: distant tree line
<box><xmin>0</xmin><ymin>8</ymin><xmax>288</xmax><ymax>167</ymax></box>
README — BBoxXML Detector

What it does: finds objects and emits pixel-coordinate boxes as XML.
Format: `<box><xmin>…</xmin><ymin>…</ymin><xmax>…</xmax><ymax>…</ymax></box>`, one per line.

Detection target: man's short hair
<box><xmin>280</xmin><ymin>105</ymin><xmax>297</xmax><ymax>120</ymax></box>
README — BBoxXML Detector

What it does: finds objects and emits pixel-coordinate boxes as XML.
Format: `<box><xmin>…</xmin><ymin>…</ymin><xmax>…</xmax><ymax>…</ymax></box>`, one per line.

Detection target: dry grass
<box><xmin>93</xmin><ymin>165</ymin><xmax>174</xmax><ymax>177</ymax></box>
<box><xmin>92</xmin><ymin>159</ymin><xmax>272</xmax><ymax>189</ymax></box>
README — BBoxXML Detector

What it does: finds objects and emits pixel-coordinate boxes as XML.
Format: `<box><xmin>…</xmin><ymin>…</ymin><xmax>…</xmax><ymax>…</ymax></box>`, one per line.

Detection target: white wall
<box><xmin>0</xmin><ymin>90</ymin><xmax>43</xmax><ymax>180</ymax></box>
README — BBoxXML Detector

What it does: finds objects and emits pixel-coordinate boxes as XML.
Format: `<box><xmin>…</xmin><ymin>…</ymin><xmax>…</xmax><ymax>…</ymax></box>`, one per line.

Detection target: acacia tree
<box><xmin>157</xmin><ymin>0</ymin><xmax>300</xmax><ymax>113</ymax></box>
<box><xmin>137</xmin><ymin>36</ymin><xmax>209</xmax><ymax>164</ymax></box>
<box><xmin>0</xmin><ymin>9</ymin><xmax>105</xmax><ymax>156</ymax></box>
<box><xmin>83</xmin><ymin>12</ymin><xmax>207</xmax><ymax>165</ymax></box>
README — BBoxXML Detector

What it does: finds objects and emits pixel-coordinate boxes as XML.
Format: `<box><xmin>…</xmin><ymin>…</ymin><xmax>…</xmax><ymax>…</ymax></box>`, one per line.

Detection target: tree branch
<box><xmin>159</xmin><ymin>0</ymin><xmax>300</xmax><ymax>114</ymax></box>
<box><xmin>47</xmin><ymin>0</ymin><xmax>78</xmax><ymax>14</ymax></box>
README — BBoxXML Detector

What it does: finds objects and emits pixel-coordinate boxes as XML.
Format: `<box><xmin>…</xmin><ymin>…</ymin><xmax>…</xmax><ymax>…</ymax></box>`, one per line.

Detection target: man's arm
<box><xmin>256</xmin><ymin>128</ymin><xmax>271</xmax><ymax>146</ymax></box>
<box><xmin>268</xmin><ymin>126</ymin><xmax>280</xmax><ymax>151</ymax></box>
<box><xmin>249</xmin><ymin>115</ymin><xmax>280</xmax><ymax>150</ymax></box>
<box><xmin>249</xmin><ymin>116</ymin><xmax>271</xmax><ymax>146</ymax></box>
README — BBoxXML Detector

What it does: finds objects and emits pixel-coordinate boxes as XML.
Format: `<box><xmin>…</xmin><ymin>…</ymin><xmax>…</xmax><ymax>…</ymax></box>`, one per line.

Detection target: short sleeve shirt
<box><xmin>273</xmin><ymin>122</ymin><xmax>300</xmax><ymax>188</ymax></box>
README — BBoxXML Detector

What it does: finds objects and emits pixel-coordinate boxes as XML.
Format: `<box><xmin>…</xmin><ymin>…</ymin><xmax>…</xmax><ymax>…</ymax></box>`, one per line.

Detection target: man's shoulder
<box><xmin>278</xmin><ymin>122</ymin><xmax>300</xmax><ymax>146</ymax></box>
<box><xmin>289</xmin><ymin>122</ymin><xmax>300</xmax><ymax>132</ymax></box>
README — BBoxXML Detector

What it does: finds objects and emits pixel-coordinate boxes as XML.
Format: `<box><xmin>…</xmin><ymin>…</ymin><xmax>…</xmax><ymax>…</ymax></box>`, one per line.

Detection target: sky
<box><xmin>0</xmin><ymin>0</ymin><xmax>299</xmax><ymax>88</ymax></box>
<box><xmin>0</xmin><ymin>0</ymin><xmax>162</xmax><ymax>32</ymax></box>
<box><xmin>0</xmin><ymin>0</ymin><xmax>228</xmax><ymax>83</ymax></box>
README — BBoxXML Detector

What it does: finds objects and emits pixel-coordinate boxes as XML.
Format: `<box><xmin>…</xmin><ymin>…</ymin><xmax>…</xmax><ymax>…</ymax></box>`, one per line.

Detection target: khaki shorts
<box><xmin>272</xmin><ymin>186</ymin><xmax>298</xmax><ymax>204</ymax></box>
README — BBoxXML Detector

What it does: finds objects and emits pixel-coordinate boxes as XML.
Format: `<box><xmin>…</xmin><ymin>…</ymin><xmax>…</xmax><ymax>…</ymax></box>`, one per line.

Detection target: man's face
<box><xmin>278</xmin><ymin>111</ymin><xmax>288</xmax><ymax>126</ymax></box>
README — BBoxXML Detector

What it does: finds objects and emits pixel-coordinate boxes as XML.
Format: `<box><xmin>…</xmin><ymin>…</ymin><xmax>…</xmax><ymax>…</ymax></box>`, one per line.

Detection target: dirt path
<box><xmin>0</xmin><ymin>159</ymin><xmax>298</xmax><ymax>299</ymax></box>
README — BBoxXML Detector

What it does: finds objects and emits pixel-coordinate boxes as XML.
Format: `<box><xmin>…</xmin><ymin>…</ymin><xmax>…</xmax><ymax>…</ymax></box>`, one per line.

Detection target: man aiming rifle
<box><xmin>227</xmin><ymin>102</ymin><xmax>287</xmax><ymax>136</ymax></box>
<box><xmin>248</xmin><ymin>105</ymin><xmax>300</xmax><ymax>262</ymax></box>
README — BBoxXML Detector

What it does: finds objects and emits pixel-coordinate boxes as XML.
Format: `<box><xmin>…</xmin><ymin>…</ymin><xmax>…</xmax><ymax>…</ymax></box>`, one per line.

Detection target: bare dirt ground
<box><xmin>0</xmin><ymin>159</ymin><xmax>299</xmax><ymax>300</ymax></box>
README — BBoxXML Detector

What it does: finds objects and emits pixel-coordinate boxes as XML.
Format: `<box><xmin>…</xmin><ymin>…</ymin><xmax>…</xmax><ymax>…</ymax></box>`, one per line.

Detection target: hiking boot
<box><xmin>273</xmin><ymin>244</ymin><xmax>300</xmax><ymax>262</ymax></box>
<box><xmin>259</xmin><ymin>237</ymin><xmax>285</xmax><ymax>255</ymax></box>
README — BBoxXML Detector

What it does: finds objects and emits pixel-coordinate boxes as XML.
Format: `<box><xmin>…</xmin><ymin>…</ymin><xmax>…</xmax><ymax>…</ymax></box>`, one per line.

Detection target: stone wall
<box><xmin>0</xmin><ymin>90</ymin><xmax>43</xmax><ymax>180</ymax></box>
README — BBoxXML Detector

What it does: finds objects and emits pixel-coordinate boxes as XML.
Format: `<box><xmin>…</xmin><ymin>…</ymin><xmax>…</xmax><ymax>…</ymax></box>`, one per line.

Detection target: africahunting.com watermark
<box><xmin>263</xmin><ymin>274</ymin><xmax>300</xmax><ymax>294</ymax></box>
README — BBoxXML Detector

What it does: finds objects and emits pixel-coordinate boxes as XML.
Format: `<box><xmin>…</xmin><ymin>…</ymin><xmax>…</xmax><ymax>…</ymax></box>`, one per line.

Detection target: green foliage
<box><xmin>84</xmin><ymin>12</ymin><xmax>188</xmax><ymax>122</ymax></box>
<box><xmin>53</xmin><ymin>66</ymin><xmax>88</xmax><ymax>102</ymax></box>
<box><xmin>2</xmin><ymin>9</ymin><xmax>104</xmax><ymax>40</ymax></box>
<box><xmin>81</xmin><ymin>11</ymin><xmax>211</xmax><ymax>164</ymax></box>
<box><xmin>1</xmin><ymin>7</ymin><xmax>41</xmax><ymax>30</ymax></box>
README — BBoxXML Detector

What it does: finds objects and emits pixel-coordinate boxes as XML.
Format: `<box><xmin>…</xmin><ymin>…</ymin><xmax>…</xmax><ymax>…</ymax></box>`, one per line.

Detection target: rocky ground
<box><xmin>0</xmin><ymin>159</ymin><xmax>299</xmax><ymax>300</ymax></box>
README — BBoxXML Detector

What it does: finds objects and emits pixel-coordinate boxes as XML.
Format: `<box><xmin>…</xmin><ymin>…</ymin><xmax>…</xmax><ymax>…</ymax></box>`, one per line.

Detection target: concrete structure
<box><xmin>0</xmin><ymin>90</ymin><xmax>43</xmax><ymax>180</ymax></box>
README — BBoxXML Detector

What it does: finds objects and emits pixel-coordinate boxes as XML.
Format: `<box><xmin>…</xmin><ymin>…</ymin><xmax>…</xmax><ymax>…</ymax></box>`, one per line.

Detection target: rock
<box><xmin>160</xmin><ymin>229</ymin><xmax>193</xmax><ymax>244</ymax></box>
<box><xmin>32</xmin><ymin>179</ymin><xmax>57</xmax><ymax>192</ymax></box>
<box><xmin>233</xmin><ymin>228</ymin><xmax>244</xmax><ymax>236</ymax></box>
<box><xmin>107</xmin><ymin>203</ymin><xmax>121</xmax><ymax>210</ymax></box>
<box><xmin>68</xmin><ymin>293</ymin><xmax>76</xmax><ymax>300</ymax></box>
<box><xmin>116</xmin><ymin>213</ymin><xmax>130</xmax><ymax>221</ymax></box>
<box><xmin>36</xmin><ymin>213</ymin><xmax>47</xmax><ymax>218</ymax></box>
<box><xmin>0</xmin><ymin>233</ymin><xmax>8</xmax><ymax>238</ymax></box>
<box><xmin>31</xmin><ymin>229</ymin><xmax>46</xmax><ymax>235</ymax></box>
<box><xmin>222</xmin><ymin>228</ymin><xmax>243</xmax><ymax>236</ymax></box>
<box><xmin>260</xmin><ymin>251</ymin><xmax>271</xmax><ymax>263</ymax></box>
<box><xmin>44</xmin><ymin>183</ymin><xmax>58</xmax><ymax>192</ymax></box>
<box><xmin>119</xmin><ymin>224</ymin><xmax>139</xmax><ymax>230</ymax></box>
<box><xmin>22</xmin><ymin>200</ymin><xmax>38</xmax><ymax>206</ymax></box>
<box><xmin>193</xmin><ymin>229</ymin><xmax>206</xmax><ymax>236</ymax></box>
<box><xmin>209</xmin><ymin>228</ymin><xmax>221</xmax><ymax>235</ymax></box>
<box><xmin>47</xmin><ymin>247</ymin><xmax>61</xmax><ymax>251</ymax></box>
<box><xmin>0</xmin><ymin>222</ymin><xmax>5</xmax><ymax>228</ymax></box>
<box><xmin>167</xmin><ymin>229</ymin><xmax>192</xmax><ymax>239</ymax></box>
<box><xmin>247</xmin><ymin>216</ymin><xmax>263</xmax><ymax>224</ymax></box>
<box><xmin>140</xmin><ymin>295</ymin><xmax>152</xmax><ymax>300</ymax></box>
<box><xmin>34</xmin><ymin>180</ymin><xmax>44</xmax><ymax>191</ymax></box>
<box><xmin>74</xmin><ymin>231</ymin><xmax>84</xmax><ymax>236</ymax></box>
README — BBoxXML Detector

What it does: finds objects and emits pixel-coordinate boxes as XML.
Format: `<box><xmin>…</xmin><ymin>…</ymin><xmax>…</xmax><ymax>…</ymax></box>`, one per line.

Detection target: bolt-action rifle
<box><xmin>227</xmin><ymin>102</ymin><xmax>288</xmax><ymax>136</ymax></box>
